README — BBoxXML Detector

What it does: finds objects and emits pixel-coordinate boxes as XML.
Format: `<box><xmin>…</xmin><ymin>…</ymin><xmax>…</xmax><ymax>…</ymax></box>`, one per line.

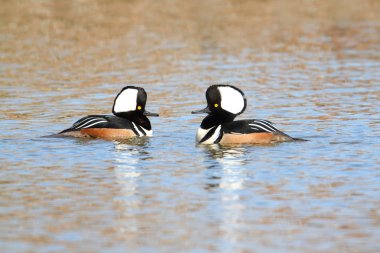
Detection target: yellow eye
<box><xmin>214</xmin><ymin>103</ymin><xmax>219</xmax><ymax>108</ymax></box>
<box><xmin>137</xmin><ymin>106</ymin><xmax>142</xmax><ymax>110</ymax></box>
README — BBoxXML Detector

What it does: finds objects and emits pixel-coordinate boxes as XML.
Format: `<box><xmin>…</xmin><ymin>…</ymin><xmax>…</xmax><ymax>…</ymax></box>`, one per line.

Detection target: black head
<box><xmin>192</xmin><ymin>84</ymin><xmax>247</xmax><ymax>118</ymax></box>
<box><xmin>112</xmin><ymin>86</ymin><xmax>158</xmax><ymax>129</ymax></box>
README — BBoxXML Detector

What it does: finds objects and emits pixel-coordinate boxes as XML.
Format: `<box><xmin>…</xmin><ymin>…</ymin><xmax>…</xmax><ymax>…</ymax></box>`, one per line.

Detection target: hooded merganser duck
<box><xmin>59</xmin><ymin>86</ymin><xmax>158</xmax><ymax>139</ymax></box>
<box><xmin>192</xmin><ymin>84</ymin><xmax>306</xmax><ymax>144</ymax></box>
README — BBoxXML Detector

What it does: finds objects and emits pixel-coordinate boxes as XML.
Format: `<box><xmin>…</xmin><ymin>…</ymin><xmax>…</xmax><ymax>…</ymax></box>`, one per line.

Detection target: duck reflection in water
<box><xmin>112</xmin><ymin>139</ymin><xmax>151</xmax><ymax>235</ymax></box>
<box><xmin>201</xmin><ymin>144</ymin><xmax>252</xmax><ymax>248</ymax></box>
<box><xmin>202</xmin><ymin>144</ymin><xmax>248</xmax><ymax>190</ymax></box>
<box><xmin>113</xmin><ymin>138</ymin><xmax>150</xmax><ymax>197</ymax></box>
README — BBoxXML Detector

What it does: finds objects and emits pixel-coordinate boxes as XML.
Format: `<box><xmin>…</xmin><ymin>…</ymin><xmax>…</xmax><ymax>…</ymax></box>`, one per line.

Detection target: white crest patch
<box><xmin>113</xmin><ymin>88</ymin><xmax>138</xmax><ymax>113</ymax></box>
<box><xmin>218</xmin><ymin>86</ymin><xmax>245</xmax><ymax>114</ymax></box>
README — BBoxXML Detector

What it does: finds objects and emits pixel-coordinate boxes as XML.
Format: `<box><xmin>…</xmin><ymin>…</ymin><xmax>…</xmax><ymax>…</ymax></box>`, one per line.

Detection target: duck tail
<box><xmin>292</xmin><ymin>137</ymin><xmax>308</xmax><ymax>141</ymax></box>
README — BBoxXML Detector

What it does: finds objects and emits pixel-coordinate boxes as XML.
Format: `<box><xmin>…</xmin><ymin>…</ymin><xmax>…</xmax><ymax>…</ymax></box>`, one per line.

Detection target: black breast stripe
<box><xmin>135</xmin><ymin>123</ymin><xmax>146</xmax><ymax>136</ymax></box>
<box><xmin>200</xmin><ymin>125</ymin><xmax>223</xmax><ymax>144</ymax></box>
<box><xmin>130</xmin><ymin>124</ymin><xmax>140</xmax><ymax>136</ymax></box>
<box><xmin>131</xmin><ymin>122</ymin><xmax>146</xmax><ymax>136</ymax></box>
<box><xmin>215</xmin><ymin>129</ymin><xmax>223</xmax><ymax>143</ymax></box>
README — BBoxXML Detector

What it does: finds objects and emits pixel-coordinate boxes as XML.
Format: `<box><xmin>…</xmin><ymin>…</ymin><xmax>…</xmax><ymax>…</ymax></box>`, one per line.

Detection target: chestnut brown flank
<box><xmin>220</xmin><ymin>132</ymin><xmax>292</xmax><ymax>144</ymax></box>
<box><xmin>79</xmin><ymin>128</ymin><xmax>136</xmax><ymax>139</ymax></box>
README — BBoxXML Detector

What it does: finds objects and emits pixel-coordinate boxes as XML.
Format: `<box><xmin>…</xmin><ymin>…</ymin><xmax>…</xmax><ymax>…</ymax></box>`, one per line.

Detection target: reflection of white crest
<box><xmin>218</xmin><ymin>86</ymin><xmax>245</xmax><ymax>114</ymax></box>
<box><xmin>113</xmin><ymin>88</ymin><xmax>138</xmax><ymax>113</ymax></box>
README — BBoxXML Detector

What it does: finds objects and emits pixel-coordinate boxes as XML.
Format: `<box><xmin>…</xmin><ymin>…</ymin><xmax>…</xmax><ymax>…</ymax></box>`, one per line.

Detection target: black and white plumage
<box><xmin>58</xmin><ymin>86</ymin><xmax>158</xmax><ymax>139</ymax></box>
<box><xmin>59</xmin><ymin>115</ymin><xmax>152</xmax><ymax>137</ymax></box>
<box><xmin>192</xmin><ymin>84</ymin><xmax>305</xmax><ymax>144</ymax></box>
<box><xmin>195</xmin><ymin>119</ymin><xmax>293</xmax><ymax>144</ymax></box>
<box><xmin>68</xmin><ymin>115</ymin><xmax>109</xmax><ymax>130</ymax></box>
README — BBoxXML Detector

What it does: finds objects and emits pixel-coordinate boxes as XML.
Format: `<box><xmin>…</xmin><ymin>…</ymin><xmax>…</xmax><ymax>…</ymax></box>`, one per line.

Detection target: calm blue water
<box><xmin>1</xmin><ymin>1</ymin><xmax>380</xmax><ymax>252</ymax></box>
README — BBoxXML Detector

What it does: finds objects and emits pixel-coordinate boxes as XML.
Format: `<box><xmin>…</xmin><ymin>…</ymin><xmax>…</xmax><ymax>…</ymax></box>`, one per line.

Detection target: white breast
<box><xmin>196</xmin><ymin>128</ymin><xmax>209</xmax><ymax>143</ymax></box>
<box><xmin>142</xmin><ymin>128</ymin><xmax>153</xmax><ymax>137</ymax></box>
<box><xmin>196</xmin><ymin>125</ymin><xmax>222</xmax><ymax>144</ymax></box>
<box><xmin>132</xmin><ymin>122</ymin><xmax>153</xmax><ymax>137</ymax></box>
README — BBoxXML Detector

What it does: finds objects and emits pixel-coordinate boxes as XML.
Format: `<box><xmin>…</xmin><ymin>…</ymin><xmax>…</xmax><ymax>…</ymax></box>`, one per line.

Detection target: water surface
<box><xmin>1</xmin><ymin>1</ymin><xmax>380</xmax><ymax>252</ymax></box>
